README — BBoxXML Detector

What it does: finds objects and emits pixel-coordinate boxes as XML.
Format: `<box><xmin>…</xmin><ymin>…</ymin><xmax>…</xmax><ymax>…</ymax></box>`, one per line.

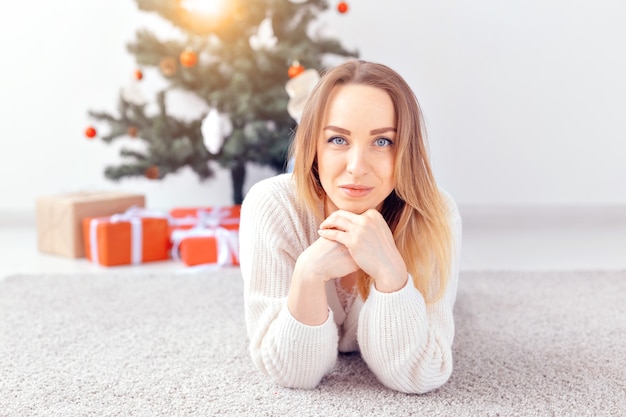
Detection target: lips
<box><xmin>339</xmin><ymin>184</ymin><xmax>373</xmax><ymax>198</ymax></box>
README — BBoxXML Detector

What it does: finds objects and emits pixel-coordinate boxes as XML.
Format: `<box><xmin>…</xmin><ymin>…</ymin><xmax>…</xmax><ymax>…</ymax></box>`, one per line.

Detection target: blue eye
<box><xmin>329</xmin><ymin>136</ymin><xmax>347</xmax><ymax>145</ymax></box>
<box><xmin>375</xmin><ymin>138</ymin><xmax>393</xmax><ymax>147</ymax></box>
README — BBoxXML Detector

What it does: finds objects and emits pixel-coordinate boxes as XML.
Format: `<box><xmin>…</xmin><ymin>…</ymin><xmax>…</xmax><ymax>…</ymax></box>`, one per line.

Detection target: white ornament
<box><xmin>249</xmin><ymin>15</ymin><xmax>277</xmax><ymax>51</ymax></box>
<box><xmin>285</xmin><ymin>69</ymin><xmax>320</xmax><ymax>123</ymax></box>
<box><xmin>202</xmin><ymin>108</ymin><xmax>223</xmax><ymax>154</ymax></box>
<box><xmin>121</xmin><ymin>82</ymin><xmax>147</xmax><ymax>106</ymax></box>
<box><xmin>202</xmin><ymin>108</ymin><xmax>232</xmax><ymax>154</ymax></box>
<box><xmin>289</xmin><ymin>0</ymin><xmax>308</xmax><ymax>3</ymax></box>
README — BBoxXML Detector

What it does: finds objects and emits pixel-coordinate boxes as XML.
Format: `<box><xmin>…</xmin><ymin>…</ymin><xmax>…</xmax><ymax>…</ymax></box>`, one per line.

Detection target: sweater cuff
<box><xmin>279</xmin><ymin>304</ymin><xmax>338</xmax><ymax>347</ymax></box>
<box><xmin>369</xmin><ymin>274</ymin><xmax>415</xmax><ymax>297</ymax></box>
<box><xmin>259</xmin><ymin>303</ymin><xmax>338</xmax><ymax>389</ymax></box>
<box><xmin>366</xmin><ymin>275</ymin><xmax>427</xmax><ymax>317</ymax></box>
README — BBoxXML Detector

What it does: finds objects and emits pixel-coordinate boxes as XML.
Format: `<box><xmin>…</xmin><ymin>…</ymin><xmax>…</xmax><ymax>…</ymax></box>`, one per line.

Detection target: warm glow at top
<box><xmin>181</xmin><ymin>0</ymin><xmax>225</xmax><ymax>17</ymax></box>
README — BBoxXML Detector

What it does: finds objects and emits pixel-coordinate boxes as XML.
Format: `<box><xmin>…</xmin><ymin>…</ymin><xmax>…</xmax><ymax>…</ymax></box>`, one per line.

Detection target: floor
<box><xmin>1</xmin><ymin>206</ymin><xmax>625</xmax><ymax>280</ymax></box>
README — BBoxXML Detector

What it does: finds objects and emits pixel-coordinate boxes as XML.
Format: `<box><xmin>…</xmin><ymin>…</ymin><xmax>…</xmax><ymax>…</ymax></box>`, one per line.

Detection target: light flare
<box><xmin>181</xmin><ymin>0</ymin><xmax>226</xmax><ymax>17</ymax></box>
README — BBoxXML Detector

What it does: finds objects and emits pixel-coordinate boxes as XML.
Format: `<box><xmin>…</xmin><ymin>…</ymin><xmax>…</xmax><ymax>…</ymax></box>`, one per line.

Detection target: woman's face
<box><xmin>317</xmin><ymin>84</ymin><xmax>397</xmax><ymax>215</ymax></box>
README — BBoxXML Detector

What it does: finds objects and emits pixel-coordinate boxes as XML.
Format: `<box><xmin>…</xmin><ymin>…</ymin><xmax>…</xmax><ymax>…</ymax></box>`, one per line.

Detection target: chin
<box><xmin>338</xmin><ymin>201</ymin><xmax>378</xmax><ymax>215</ymax></box>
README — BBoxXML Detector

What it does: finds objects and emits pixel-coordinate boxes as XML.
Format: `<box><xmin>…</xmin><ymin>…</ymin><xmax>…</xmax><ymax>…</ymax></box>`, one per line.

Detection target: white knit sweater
<box><xmin>239</xmin><ymin>173</ymin><xmax>462</xmax><ymax>394</ymax></box>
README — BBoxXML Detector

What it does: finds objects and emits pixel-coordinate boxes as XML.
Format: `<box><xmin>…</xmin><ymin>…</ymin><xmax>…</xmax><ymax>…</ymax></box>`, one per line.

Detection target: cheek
<box><xmin>316</xmin><ymin>153</ymin><xmax>331</xmax><ymax>186</ymax></box>
<box><xmin>318</xmin><ymin>163</ymin><xmax>336</xmax><ymax>187</ymax></box>
<box><xmin>317</xmin><ymin>150</ymin><xmax>339</xmax><ymax>175</ymax></box>
<box><xmin>378</xmin><ymin>155</ymin><xmax>396</xmax><ymax>181</ymax></box>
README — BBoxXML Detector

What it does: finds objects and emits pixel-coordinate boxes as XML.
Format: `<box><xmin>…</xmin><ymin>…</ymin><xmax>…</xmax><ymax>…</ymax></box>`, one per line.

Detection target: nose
<box><xmin>346</xmin><ymin>146</ymin><xmax>369</xmax><ymax>176</ymax></box>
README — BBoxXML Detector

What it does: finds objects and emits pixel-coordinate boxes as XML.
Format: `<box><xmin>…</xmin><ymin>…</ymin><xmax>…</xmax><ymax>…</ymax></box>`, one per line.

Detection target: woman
<box><xmin>239</xmin><ymin>60</ymin><xmax>462</xmax><ymax>394</ymax></box>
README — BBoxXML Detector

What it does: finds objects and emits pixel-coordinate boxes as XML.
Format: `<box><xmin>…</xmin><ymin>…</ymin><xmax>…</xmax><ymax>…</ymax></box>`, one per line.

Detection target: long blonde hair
<box><xmin>289</xmin><ymin>60</ymin><xmax>453</xmax><ymax>303</ymax></box>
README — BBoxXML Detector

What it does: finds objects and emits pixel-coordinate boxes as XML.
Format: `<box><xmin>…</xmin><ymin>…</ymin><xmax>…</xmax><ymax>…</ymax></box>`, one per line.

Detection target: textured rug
<box><xmin>0</xmin><ymin>269</ymin><xmax>624</xmax><ymax>417</ymax></box>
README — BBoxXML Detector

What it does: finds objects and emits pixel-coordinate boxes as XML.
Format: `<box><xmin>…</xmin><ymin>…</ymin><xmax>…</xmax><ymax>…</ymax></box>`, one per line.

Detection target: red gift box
<box><xmin>169</xmin><ymin>205</ymin><xmax>240</xmax><ymax>232</ymax></box>
<box><xmin>170</xmin><ymin>227</ymin><xmax>239</xmax><ymax>267</ymax></box>
<box><xmin>83</xmin><ymin>207</ymin><xmax>170</xmax><ymax>267</ymax></box>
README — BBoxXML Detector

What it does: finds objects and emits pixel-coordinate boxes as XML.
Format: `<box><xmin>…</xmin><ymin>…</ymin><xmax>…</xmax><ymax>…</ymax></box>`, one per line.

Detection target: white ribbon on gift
<box><xmin>170</xmin><ymin>226</ymin><xmax>239</xmax><ymax>266</ymax></box>
<box><xmin>89</xmin><ymin>206</ymin><xmax>168</xmax><ymax>266</ymax></box>
<box><xmin>170</xmin><ymin>206</ymin><xmax>239</xmax><ymax>229</ymax></box>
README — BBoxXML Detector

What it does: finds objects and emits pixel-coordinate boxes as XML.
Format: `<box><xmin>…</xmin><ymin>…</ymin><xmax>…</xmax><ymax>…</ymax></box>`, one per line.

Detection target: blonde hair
<box><xmin>289</xmin><ymin>60</ymin><xmax>453</xmax><ymax>303</ymax></box>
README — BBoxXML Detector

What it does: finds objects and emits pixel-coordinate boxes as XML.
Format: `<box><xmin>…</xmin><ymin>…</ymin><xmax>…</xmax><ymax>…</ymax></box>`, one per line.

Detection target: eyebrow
<box><xmin>323</xmin><ymin>125</ymin><xmax>397</xmax><ymax>135</ymax></box>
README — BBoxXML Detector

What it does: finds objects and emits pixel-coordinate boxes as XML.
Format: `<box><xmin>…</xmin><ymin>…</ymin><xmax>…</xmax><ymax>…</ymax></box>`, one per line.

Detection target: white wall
<box><xmin>1</xmin><ymin>0</ymin><xmax>624</xmax><ymax>214</ymax></box>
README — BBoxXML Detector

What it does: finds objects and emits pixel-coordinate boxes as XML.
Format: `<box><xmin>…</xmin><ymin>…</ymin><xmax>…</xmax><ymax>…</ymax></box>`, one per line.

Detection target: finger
<box><xmin>362</xmin><ymin>208</ymin><xmax>384</xmax><ymax>222</ymax></box>
<box><xmin>319</xmin><ymin>210</ymin><xmax>362</xmax><ymax>231</ymax></box>
<box><xmin>317</xmin><ymin>227</ymin><xmax>346</xmax><ymax>243</ymax></box>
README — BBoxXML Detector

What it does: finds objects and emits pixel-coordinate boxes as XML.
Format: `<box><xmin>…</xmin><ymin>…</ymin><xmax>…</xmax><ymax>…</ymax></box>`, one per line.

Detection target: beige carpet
<box><xmin>0</xmin><ymin>269</ymin><xmax>624</xmax><ymax>417</ymax></box>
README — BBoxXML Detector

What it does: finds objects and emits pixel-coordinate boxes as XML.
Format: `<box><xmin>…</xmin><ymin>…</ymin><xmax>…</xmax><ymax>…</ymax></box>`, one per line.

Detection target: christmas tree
<box><xmin>87</xmin><ymin>0</ymin><xmax>357</xmax><ymax>204</ymax></box>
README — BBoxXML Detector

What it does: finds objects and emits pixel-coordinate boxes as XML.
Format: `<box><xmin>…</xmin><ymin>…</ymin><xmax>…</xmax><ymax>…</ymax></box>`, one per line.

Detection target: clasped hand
<box><xmin>311</xmin><ymin>209</ymin><xmax>408</xmax><ymax>292</ymax></box>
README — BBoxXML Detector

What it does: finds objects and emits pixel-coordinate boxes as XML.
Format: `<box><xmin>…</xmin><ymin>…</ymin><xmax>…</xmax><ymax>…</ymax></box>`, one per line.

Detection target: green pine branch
<box><xmin>88</xmin><ymin>0</ymin><xmax>359</xmax><ymax>203</ymax></box>
<box><xmin>90</xmin><ymin>90</ymin><xmax>216</xmax><ymax>181</ymax></box>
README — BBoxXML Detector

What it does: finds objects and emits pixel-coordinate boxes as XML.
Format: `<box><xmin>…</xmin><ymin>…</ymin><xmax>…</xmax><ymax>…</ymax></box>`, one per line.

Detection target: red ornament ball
<box><xmin>337</xmin><ymin>2</ymin><xmax>349</xmax><ymax>13</ymax></box>
<box><xmin>134</xmin><ymin>69</ymin><xmax>143</xmax><ymax>80</ymax></box>
<box><xmin>180</xmin><ymin>50</ymin><xmax>198</xmax><ymax>68</ymax></box>
<box><xmin>85</xmin><ymin>126</ymin><xmax>97</xmax><ymax>139</ymax></box>
<box><xmin>144</xmin><ymin>166</ymin><xmax>160</xmax><ymax>180</ymax></box>
<box><xmin>288</xmin><ymin>62</ymin><xmax>305</xmax><ymax>78</ymax></box>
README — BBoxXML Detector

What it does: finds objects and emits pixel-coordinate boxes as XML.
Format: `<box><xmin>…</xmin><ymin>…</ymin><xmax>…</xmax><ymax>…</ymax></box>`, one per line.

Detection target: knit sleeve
<box><xmin>357</xmin><ymin>196</ymin><xmax>462</xmax><ymax>394</ymax></box>
<box><xmin>239</xmin><ymin>176</ymin><xmax>339</xmax><ymax>389</ymax></box>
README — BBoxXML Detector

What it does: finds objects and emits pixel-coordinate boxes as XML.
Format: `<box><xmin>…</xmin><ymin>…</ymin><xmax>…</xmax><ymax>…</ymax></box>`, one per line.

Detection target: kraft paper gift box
<box><xmin>36</xmin><ymin>192</ymin><xmax>145</xmax><ymax>258</ymax></box>
<box><xmin>83</xmin><ymin>208</ymin><xmax>170</xmax><ymax>267</ymax></box>
<box><xmin>170</xmin><ymin>227</ymin><xmax>239</xmax><ymax>267</ymax></box>
<box><xmin>168</xmin><ymin>206</ymin><xmax>240</xmax><ymax>232</ymax></box>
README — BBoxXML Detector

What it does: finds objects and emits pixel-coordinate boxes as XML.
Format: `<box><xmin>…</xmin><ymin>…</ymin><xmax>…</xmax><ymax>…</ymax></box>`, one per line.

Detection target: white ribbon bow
<box><xmin>170</xmin><ymin>207</ymin><xmax>239</xmax><ymax>229</ymax></box>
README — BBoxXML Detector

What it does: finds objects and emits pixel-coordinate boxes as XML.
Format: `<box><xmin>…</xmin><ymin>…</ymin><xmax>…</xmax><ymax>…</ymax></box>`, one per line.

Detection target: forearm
<box><xmin>357</xmin><ymin>280</ymin><xmax>454</xmax><ymax>394</ymax></box>
<box><xmin>287</xmin><ymin>260</ymin><xmax>330</xmax><ymax>325</ymax></box>
<box><xmin>244</xmin><ymin>249</ymin><xmax>338</xmax><ymax>388</ymax></box>
<box><xmin>247</xmin><ymin>298</ymin><xmax>338</xmax><ymax>389</ymax></box>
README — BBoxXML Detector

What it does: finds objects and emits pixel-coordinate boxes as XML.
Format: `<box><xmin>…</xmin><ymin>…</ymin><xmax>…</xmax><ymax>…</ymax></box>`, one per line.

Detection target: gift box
<box><xmin>171</xmin><ymin>227</ymin><xmax>239</xmax><ymax>267</ymax></box>
<box><xmin>36</xmin><ymin>191</ymin><xmax>145</xmax><ymax>258</ymax></box>
<box><xmin>83</xmin><ymin>208</ymin><xmax>170</xmax><ymax>267</ymax></box>
<box><xmin>169</xmin><ymin>205</ymin><xmax>240</xmax><ymax>232</ymax></box>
